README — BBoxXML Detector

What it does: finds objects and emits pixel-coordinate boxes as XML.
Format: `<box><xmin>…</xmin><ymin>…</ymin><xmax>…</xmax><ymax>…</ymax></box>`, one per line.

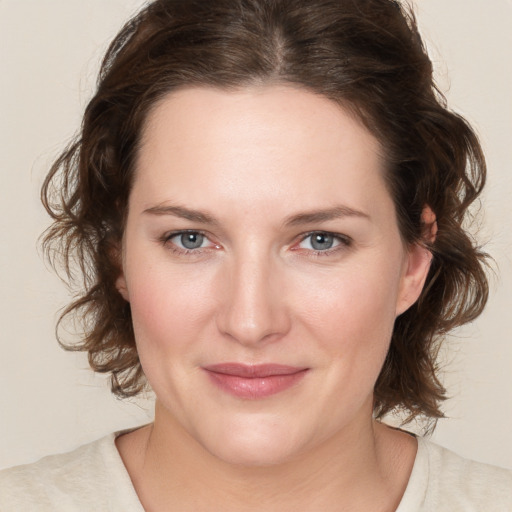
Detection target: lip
<box><xmin>203</xmin><ymin>363</ymin><xmax>309</xmax><ymax>399</ymax></box>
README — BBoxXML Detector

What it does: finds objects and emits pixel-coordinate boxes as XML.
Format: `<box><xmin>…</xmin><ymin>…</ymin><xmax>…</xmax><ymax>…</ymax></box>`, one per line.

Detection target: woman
<box><xmin>1</xmin><ymin>0</ymin><xmax>510</xmax><ymax>510</ymax></box>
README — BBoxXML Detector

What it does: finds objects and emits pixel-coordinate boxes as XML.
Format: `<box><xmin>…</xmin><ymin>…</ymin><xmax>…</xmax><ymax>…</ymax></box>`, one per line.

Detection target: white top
<box><xmin>0</xmin><ymin>430</ymin><xmax>511</xmax><ymax>511</ymax></box>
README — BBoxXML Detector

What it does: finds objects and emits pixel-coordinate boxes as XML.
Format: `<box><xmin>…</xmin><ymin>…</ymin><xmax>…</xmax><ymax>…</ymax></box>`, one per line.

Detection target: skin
<box><xmin>115</xmin><ymin>85</ymin><xmax>433</xmax><ymax>511</ymax></box>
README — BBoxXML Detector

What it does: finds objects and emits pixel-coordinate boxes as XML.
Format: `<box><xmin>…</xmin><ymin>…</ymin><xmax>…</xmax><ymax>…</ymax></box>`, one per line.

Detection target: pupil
<box><xmin>181</xmin><ymin>233</ymin><xmax>203</xmax><ymax>249</ymax></box>
<box><xmin>311</xmin><ymin>233</ymin><xmax>333</xmax><ymax>250</ymax></box>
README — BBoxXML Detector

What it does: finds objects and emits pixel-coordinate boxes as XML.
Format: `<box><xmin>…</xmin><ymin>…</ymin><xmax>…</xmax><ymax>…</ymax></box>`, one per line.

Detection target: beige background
<box><xmin>0</xmin><ymin>0</ymin><xmax>511</xmax><ymax>470</ymax></box>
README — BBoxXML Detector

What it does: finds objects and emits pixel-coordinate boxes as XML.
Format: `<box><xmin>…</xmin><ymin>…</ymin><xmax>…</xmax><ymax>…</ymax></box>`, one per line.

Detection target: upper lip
<box><xmin>203</xmin><ymin>363</ymin><xmax>307</xmax><ymax>378</ymax></box>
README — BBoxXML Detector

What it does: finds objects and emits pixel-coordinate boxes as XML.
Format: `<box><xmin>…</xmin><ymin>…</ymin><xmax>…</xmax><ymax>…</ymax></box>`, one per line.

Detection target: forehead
<box><xmin>140</xmin><ymin>85</ymin><xmax>383</xmax><ymax>160</ymax></box>
<box><xmin>132</xmin><ymin>85</ymin><xmax>392</xmax><ymax>222</ymax></box>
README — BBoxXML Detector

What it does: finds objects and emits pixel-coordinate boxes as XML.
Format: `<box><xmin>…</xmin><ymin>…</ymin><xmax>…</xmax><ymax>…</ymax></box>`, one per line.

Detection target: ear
<box><xmin>395</xmin><ymin>206</ymin><xmax>436</xmax><ymax>316</ymax></box>
<box><xmin>111</xmin><ymin>241</ymin><xmax>130</xmax><ymax>302</ymax></box>
<box><xmin>421</xmin><ymin>205</ymin><xmax>438</xmax><ymax>243</ymax></box>
<box><xmin>116</xmin><ymin>272</ymin><xmax>130</xmax><ymax>302</ymax></box>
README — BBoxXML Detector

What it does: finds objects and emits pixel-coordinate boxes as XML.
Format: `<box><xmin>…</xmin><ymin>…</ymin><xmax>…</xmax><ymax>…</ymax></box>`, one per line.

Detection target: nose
<box><xmin>215</xmin><ymin>249</ymin><xmax>291</xmax><ymax>347</ymax></box>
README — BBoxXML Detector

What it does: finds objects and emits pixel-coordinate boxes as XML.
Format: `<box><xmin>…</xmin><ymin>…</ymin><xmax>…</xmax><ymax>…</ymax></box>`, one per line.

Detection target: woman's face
<box><xmin>118</xmin><ymin>85</ymin><xmax>430</xmax><ymax>465</ymax></box>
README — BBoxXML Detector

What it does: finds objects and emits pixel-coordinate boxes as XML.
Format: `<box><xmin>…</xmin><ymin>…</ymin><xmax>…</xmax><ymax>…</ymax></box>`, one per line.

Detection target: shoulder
<box><xmin>0</xmin><ymin>431</ymin><xmax>143</xmax><ymax>512</ymax></box>
<box><xmin>399</xmin><ymin>436</ymin><xmax>512</xmax><ymax>511</ymax></box>
<box><xmin>423</xmin><ymin>438</ymin><xmax>512</xmax><ymax>487</ymax></box>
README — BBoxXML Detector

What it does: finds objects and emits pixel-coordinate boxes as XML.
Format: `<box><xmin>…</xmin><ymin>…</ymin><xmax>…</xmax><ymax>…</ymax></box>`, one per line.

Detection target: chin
<box><xmin>208</xmin><ymin>440</ymin><xmax>299</xmax><ymax>468</ymax></box>
<box><xmin>197</xmin><ymin>417</ymin><xmax>307</xmax><ymax>467</ymax></box>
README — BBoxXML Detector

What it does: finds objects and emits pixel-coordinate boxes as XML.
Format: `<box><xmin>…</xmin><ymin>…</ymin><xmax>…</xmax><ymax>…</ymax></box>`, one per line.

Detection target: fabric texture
<box><xmin>1</xmin><ymin>429</ymin><xmax>511</xmax><ymax>511</ymax></box>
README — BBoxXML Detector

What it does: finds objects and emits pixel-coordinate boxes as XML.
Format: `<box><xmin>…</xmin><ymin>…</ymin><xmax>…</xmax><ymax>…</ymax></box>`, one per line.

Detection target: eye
<box><xmin>162</xmin><ymin>230</ymin><xmax>218</xmax><ymax>252</ymax></box>
<box><xmin>174</xmin><ymin>232</ymin><xmax>208</xmax><ymax>250</ymax></box>
<box><xmin>296</xmin><ymin>231</ymin><xmax>350</xmax><ymax>252</ymax></box>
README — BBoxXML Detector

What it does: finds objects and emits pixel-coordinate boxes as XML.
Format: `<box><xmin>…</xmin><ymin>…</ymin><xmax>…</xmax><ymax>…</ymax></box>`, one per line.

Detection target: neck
<box><xmin>118</xmin><ymin>400</ymin><xmax>415</xmax><ymax>511</ymax></box>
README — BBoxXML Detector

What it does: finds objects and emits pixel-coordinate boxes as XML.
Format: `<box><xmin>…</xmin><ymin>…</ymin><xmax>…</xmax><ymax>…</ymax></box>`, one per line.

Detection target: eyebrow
<box><xmin>283</xmin><ymin>206</ymin><xmax>370</xmax><ymax>227</ymax></box>
<box><xmin>143</xmin><ymin>203</ymin><xmax>370</xmax><ymax>226</ymax></box>
<box><xmin>143</xmin><ymin>204</ymin><xmax>220</xmax><ymax>225</ymax></box>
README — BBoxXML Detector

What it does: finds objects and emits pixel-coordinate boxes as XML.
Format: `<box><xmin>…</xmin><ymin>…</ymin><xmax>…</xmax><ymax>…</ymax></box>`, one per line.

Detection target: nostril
<box><xmin>213</xmin><ymin>256</ymin><xmax>291</xmax><ymax>345</ymax></box>
<box><xmin>215</xmin><ymin>291</ymin><xmax>290</xmax><ymax>346</ymax></box>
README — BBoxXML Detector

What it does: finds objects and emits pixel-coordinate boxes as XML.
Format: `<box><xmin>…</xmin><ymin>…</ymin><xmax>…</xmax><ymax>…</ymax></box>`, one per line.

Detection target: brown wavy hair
<box><xmin>42</xmin><ymin>0</ymin><xmax>489</xmax><ymax>423</ymax></box>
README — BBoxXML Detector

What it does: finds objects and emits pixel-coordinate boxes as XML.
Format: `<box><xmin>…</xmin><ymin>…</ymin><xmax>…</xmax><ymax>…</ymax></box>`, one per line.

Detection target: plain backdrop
<box><xmin>0</xmin><ymin>0</ymin><xmax>511</xmax><ymax>470</ymax></box>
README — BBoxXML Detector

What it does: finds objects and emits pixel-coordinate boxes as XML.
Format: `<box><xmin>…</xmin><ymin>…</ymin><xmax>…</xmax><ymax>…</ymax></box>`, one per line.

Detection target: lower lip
<box><xmin>205</xmin><ymin>370</ymin><xmax>308</xmax><ymax>399</ymax></box>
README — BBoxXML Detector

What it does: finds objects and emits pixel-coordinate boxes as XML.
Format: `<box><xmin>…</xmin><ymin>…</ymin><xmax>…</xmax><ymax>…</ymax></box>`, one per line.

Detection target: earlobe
<box><xmin>111</xmin><ymin>240</ymin><xmax>129</xmax><ymax>302</ymax></box>
<box><xmin>116</xmin><ymin>273</ymin><xmax>130</xmax><ymax>302</ymax></box>
<box><xmin>395</xmin><ymin>206</ymin><xmax>436</xmax><ymax>316</ymax></box>
<box><xmin>395</xmin><ymin>244</ymin><xmax>432</xmax><ymax>316</ymax></box>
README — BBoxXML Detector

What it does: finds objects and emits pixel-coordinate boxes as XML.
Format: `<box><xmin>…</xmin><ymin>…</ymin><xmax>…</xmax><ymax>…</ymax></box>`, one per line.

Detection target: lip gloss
<box><xmin>203</xmin><ymin>363</ymin><xmax>308</xmax><ymax>399</ymax></box>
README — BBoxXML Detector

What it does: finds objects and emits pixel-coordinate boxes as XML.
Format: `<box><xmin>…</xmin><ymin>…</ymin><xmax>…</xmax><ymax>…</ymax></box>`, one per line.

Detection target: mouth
<box><xmin>202</xmin><ymin>363</ymin><xmax>309</xmax><ymax>399</ymax></box>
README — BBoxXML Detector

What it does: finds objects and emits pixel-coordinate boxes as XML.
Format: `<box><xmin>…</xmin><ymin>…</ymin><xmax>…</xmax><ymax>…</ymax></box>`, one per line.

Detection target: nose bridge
<box><xmin>216</xmin><ymin>242</ymin><xmax>289</xmax><ymax>345</ymax></box>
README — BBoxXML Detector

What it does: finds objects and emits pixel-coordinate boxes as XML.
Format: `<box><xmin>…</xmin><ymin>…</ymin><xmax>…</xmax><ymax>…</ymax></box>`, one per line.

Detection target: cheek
<box><xmin>126</xmin><ymin>266</ymin><xmax>220</xmax><ymax>397</ymax></box>
<box><xmin>126</xmin><ymin>255</ymin><xmax>218</xmax><ymax>356</ymax></box>
<box><xmin>299</xmin><ymin>265</ymin><xmax>399</xmax><ymax>323</ymax></box>
<box><xmin>291</xmin><ymin>260</ymin><xmax>401</xmax><ymax>364</ymax></box>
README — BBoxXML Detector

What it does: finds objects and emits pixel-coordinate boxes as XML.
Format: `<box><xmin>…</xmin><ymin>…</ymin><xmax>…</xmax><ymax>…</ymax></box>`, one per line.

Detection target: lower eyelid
<box><xmin>159</xmin><ymin>230</ymin><xmax>350</xmax><ymax>255</ymax></box>
<box><xmin>162</xmin><ymin>230</ymin><xmax>221</xmax><ymax>252</ymax></box>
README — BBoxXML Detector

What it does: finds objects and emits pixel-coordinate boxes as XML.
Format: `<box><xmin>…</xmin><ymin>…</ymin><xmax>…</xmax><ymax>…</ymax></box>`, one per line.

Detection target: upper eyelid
<box><xmin>164</xmin><ymin>229</ymin><xmax>211</xmax><ymax>240</ymax></box>
<box><xmin>297</xmin><ymin>230</ymin><xmax>351</xmax><ymax>243</ymax></box>
<box><xmin>161</xmin><ymin>230</ymin><xmax>213</xmax><ymax>246</ymax></box>
<box><xmin>162</xmin><ymin>229</ymin><xmax>349</xmax><ymax>239</ymax></box>
<box><xmin>160</xmin><ymin>229</ymin><xmax>351</xmax><ymax>250</ymax></box>
<box><xmin>162</xmin><ymin>230</ymin><xmax>218</xmax><ymax>253</ymax></box>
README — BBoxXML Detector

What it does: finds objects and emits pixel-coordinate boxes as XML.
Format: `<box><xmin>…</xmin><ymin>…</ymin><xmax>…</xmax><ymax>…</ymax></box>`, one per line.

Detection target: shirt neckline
<box><xmin>107</xmin><ymin>425</ymin><xmax>431</xmax><ymax>511</ymax></box>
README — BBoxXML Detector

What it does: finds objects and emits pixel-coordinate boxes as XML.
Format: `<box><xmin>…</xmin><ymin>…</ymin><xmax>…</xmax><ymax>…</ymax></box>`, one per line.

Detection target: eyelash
<box><xmin>159</xmin><ymin>230</ymin><xmax>216</xmax><ymax>256</ymax></box>
<box><xmin>295</xmin><ymin>231</ymin><xmax>352</xmax><ymax>257</ymax></box>
<box><xmin>159</xmin><ymin>230</ymin><xmax>352</xmax><ymax>257</ymax></box>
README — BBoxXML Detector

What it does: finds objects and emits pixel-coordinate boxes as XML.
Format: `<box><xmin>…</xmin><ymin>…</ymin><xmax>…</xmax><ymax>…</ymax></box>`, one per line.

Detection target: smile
<box><xmin>202</xmin><ymin>363</ymin><xmax>309</xmax><ymax>399</ymax></box>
